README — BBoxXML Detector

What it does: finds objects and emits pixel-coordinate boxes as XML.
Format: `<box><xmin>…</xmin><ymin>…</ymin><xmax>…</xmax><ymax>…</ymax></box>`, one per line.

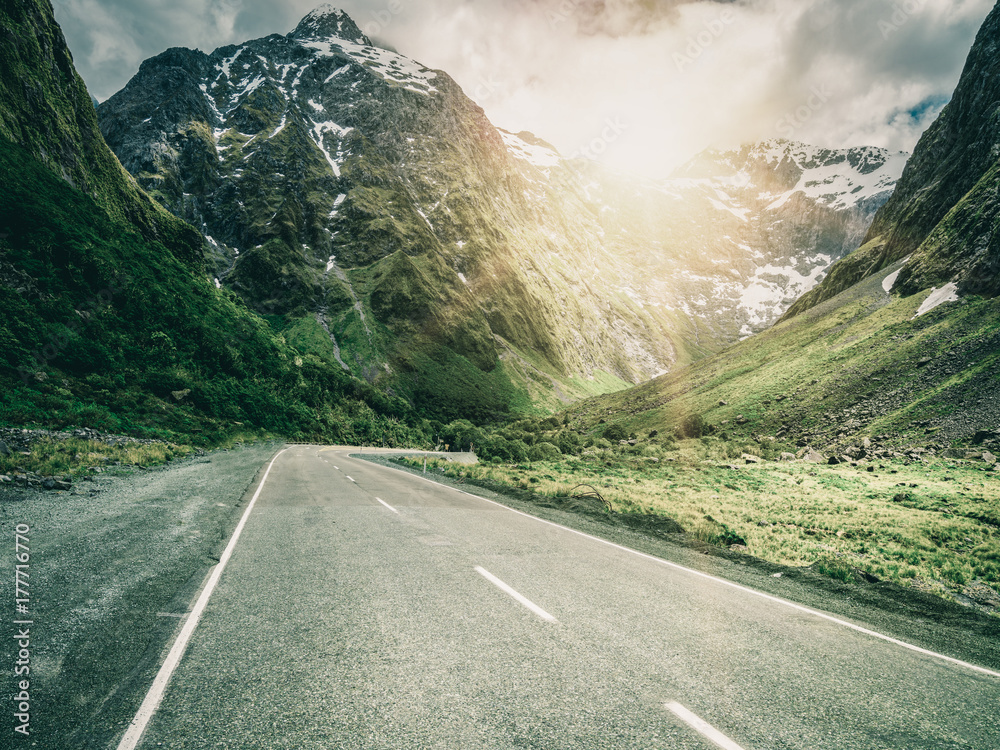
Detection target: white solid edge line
<box><xmin>475</xmin><ymin>566</ymin><xmax>558</xmax><ymax>623</ymax></box>
<box><xmin>375</xmin><ymin>497</ymin><xmax>400</xmax><ymax>514</ymax></box>
<box><xmin>666</xmin><ymin>702</ymin><xmax>746</xmax><ymax>750</ymax></box>
<box><xmin>352</xmin><ymin>453</ymin><xmax>1000</xmax><ymax>679</ymax></box>
<box><xmin>116</xmin><ymin>448</ymin><xmax>290</xmax><ymax>750</ymax></box>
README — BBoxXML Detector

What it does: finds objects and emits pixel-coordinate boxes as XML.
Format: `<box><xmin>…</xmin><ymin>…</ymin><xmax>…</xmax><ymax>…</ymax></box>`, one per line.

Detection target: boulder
<box><xmin>804</xmin><ymin>451</ymin><xmax>826</xmax><ymax>464</ymax></box>
<box><xmin>779</xmin><ymin>452</ymin><xmax>796</xmax><ymax>462</ymax></box>
<box><xmin>0</xmin><ymin>440</ymin><xmax>10</xmax><ymax>456</ymax></box>
<box><xmin>984</xmin><ymin>452</ymin><xmax>998</xmax><ymax>465</ymax></box>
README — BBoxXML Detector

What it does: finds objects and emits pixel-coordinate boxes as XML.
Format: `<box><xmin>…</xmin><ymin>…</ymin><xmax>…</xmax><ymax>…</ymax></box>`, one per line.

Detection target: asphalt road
<box><xmin>107</xmin><ymin>446</ymin><xmax>1000</xmax><ymax>750</ymax></box>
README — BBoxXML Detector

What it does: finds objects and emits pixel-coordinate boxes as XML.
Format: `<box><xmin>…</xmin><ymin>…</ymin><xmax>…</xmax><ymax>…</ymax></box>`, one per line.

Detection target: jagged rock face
<box><xmin>98</xmin><ymin>5</ymin><xmax>685</xmax><ymax>394</ymax></box>
<box><xmin>98</xmin><ymin>6</ymin><xmax>902</xmax><ymax>402</ymax></box>
<box><xmin>787</xmin><ymin>2</ymin><xmax>1000</xmax><ymax>316</ymax></box>
<box><xmin>595</xmin><ymin>140</ymin><xmax>905</xmax><ymax>340</ymax></box>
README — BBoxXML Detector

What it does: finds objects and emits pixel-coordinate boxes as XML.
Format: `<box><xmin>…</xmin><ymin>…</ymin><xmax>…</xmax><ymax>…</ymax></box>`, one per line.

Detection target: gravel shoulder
<box><xmin>0</xmin><ymin>442</ymin><xmax>281</xmax><ymax>748</ymax></box>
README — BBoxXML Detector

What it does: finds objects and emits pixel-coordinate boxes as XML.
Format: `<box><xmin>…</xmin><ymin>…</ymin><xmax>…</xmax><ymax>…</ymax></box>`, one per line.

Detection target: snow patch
<box><xmin>300</xmin><ymin>38</ymin><xmax>438</xmax><ymax>94</ymax></box>
<box><xmin>882</xmin><ymin>268</ymin><xmax>902</xmax><ymax>294</ymax></box>
<box><xmin>915</xmin><ymin>283</ymin><xmax>960</xmax><ymax>317</ymax></box>
<box><xmin>500</xmin><ymin>131</ymin><xmax>561</xmax><ymax>172</ymax></box>
<box><xmin>324</xmin><ymin>65</ymin><xmax>350</xmax><ymax>83</ymax></box>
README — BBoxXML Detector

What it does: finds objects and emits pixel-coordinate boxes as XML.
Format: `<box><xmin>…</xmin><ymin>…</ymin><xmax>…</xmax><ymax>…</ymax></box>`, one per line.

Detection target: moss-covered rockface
<box><xmin>0</xmin><ymin>0</ymin><xmax>425</xmax><ymax>444</ymax></box>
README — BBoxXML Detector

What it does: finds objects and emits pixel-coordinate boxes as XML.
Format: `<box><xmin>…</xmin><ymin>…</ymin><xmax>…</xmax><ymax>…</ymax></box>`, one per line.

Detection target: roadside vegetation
<box><xmin>400</xmin><ymin>418</ymin><xmax>1000</xmax><ymax>615</ymax></box>
<box><xmin>0</xmin><ymin>436</ymin><xmax>195</xmax><ymax>478</ymax></box>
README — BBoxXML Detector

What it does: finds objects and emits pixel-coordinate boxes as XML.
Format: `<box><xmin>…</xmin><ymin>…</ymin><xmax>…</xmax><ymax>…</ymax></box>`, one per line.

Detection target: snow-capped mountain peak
<box><xmin>673</xmin><ymin>140</ymin><xmax>907</xmax><ymax>214</ymax></box>
<box><xmin>289</xmin><ymin>5</ymin><xmax>371</xmax><ymax>46</ymax></box>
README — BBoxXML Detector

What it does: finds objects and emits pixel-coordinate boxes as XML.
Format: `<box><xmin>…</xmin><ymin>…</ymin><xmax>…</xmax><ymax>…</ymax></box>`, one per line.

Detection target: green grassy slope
<box><xmin>570</xmin><ymin>260</ymin><xmax>1000</xmax><ymax>454</ymax></box>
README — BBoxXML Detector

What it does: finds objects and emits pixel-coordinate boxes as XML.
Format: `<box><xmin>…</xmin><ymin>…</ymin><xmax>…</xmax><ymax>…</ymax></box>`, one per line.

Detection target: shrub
<box><xmin>676</xmin><ymin>413</ymin><xmax>705</xmax><ymax>439</ymax></box>
<box><xmin>529</xmin><ymin>442</ymin><xmax>562</xmax><ymax>462</ymax></box>
<box><xmin>603</xmin><ymin>424</ymin><xmax>627</xmax><ymax>442</ymax></box>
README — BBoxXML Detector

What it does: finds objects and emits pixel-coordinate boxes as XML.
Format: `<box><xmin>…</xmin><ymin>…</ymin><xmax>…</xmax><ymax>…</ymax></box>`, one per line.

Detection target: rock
<box><xmin>735</xmin><ymin>415</ymin><xmax>749</xmax><ymax>425</ymax></box>
<box><xmin>853</xmin><ymin>568</ymin><xmax>881</xmax><ymax>584</ymax></box>
<box><xmin>780</xmin><ymin>452</ymin><xmax>796</xmax><ymax>461</ymax></box>
<box><xmin>729</xmin><ymin>544</ymin><xmax>748</xmax><ymax>552</ymax></box>
<box><xmin>171</xmin><ymin>388</ymin><xmax>191</xmax><ymax>401</ymax></box>
<box><xmin>973</xmin><ymin>430</ymin><xmax>998</xmax><ymax>445</ymax></box>
<box><xmin>775</xmin><ymin>395</ymin><xmax>787</xmax><ymax>402</ymax></box>
<box><xmin>0</xmin><ymin>474</ymin><xmax>11</xmax><ymax>483</ymax></box>
<box><xmin>963</xmin><ymin>583</ymin><xmax>1000</xmax><ymax>609</ymax></box>
<box><xmin>862</xmin><ymin>437</ymin><xmax>872</xmax><ymax>450</ymax></box>
<box><xmin>743</xmin><ymin>454</ymin><xmax>762</xmax><ymax>464</ymax></box>
<box><xmin>984</xmin><ymin>451</ymin><xmax>997</xmax><ymax>465</ymax></box>
<box><xmin>917</xmin><ymin>357</ymin><xmax>932</xmax><ymax>367</ymax></box>
<box><xmin>828</xmin><ymin>456</ymin><xmax>842</xmax><ymax>465</ymax></box>
<box><xmin>804</xmin><ymin>451</ymin><xmax>826</xmax><ymax>464</ymax></box>
<box><xmin>718</xmin><ymin>400</ymin><xmax>728</xmax><ymax>406</ymax></box>
<box><xmin>0</xmin><ymin>440</ymin><xmax>10</xmax><ymax>456</ymax></box>
<box><xmin>41</xmin><ymin>478</ymin><xmax>56</xmax><ymax>490</ymax></box>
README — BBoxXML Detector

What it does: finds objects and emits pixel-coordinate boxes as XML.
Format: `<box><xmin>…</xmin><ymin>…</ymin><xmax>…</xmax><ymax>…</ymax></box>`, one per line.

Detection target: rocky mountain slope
<box><xmin>785</xmin><ymin>1</ymin><xmax>1000</xmax><ymax>319</ymax></box>
<box><xmin>611</xmin><ymin>140</ymin><xmax>906</xmax><ymax>341</ymax></box>
<box><xmin>575</xmin><ymin>2</ymin><xmax>1000</xmax><ymax>453</ymax></box>
<box><xmin>0</xmin><ymin>0</ymin><xmax>424</xmax><ymax>445</ymax></box>
<box><xmin>97</xmin><ymin>5</ymin><xmax>903</xmax><ymax>416</ymax></box>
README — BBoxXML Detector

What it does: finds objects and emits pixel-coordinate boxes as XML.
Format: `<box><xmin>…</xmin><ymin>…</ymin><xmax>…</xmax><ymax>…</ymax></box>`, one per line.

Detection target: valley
<box><xmin>0</xmin><ymin>0</ymin><xmax>998</xmax><ymax>706</ymax></box>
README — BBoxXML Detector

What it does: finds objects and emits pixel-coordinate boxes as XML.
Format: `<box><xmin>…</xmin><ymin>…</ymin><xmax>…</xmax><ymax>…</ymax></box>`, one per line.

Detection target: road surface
<box><xmin>113</xmin><ymin>445</ymin><xmax>1000</xmax><ymax>749</ymax></box>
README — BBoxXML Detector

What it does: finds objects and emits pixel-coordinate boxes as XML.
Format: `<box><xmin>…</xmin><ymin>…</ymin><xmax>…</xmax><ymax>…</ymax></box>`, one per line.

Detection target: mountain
<box><xmin>0</xmin><ymin>0</ymin><xmax>424</xmax><ymax>445</ymax></box>
<box><xmin>606</xmin><ymin>140</ymin><xmax>906</xmax><ymax>341</ymax></box>
<box><xmin>96</xmin><ymin>5</ymin><xmax>681</xmax><ymax>419</ymax></box>
<box><xmin>573</xmin><ymin>2</ymin><xmax>1000</xmax><ymax>453</ymax></box>
<box><xmin>97</xmin><ymin>5</ymin><xmax>903</xmax><ymax>418</ymax></box>
<box><xmin>785</xmin><ymin>2</ymin><xmax>1000</xmax><ymax>319</ymax></box>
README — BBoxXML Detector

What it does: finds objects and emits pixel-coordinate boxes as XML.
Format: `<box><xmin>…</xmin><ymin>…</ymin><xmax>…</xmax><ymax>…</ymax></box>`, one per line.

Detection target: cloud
<box><xmin>53</xmin><ymin>0</ymin><xmax>995</xmax><ymax>178</ymax></box>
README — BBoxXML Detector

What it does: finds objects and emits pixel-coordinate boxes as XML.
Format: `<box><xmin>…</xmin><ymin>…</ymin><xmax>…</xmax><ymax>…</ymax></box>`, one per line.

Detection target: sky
<box><xmin>53</xmin><ymin>0</ymin><xmax>996</xmax><ymax>178</ymax></box>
